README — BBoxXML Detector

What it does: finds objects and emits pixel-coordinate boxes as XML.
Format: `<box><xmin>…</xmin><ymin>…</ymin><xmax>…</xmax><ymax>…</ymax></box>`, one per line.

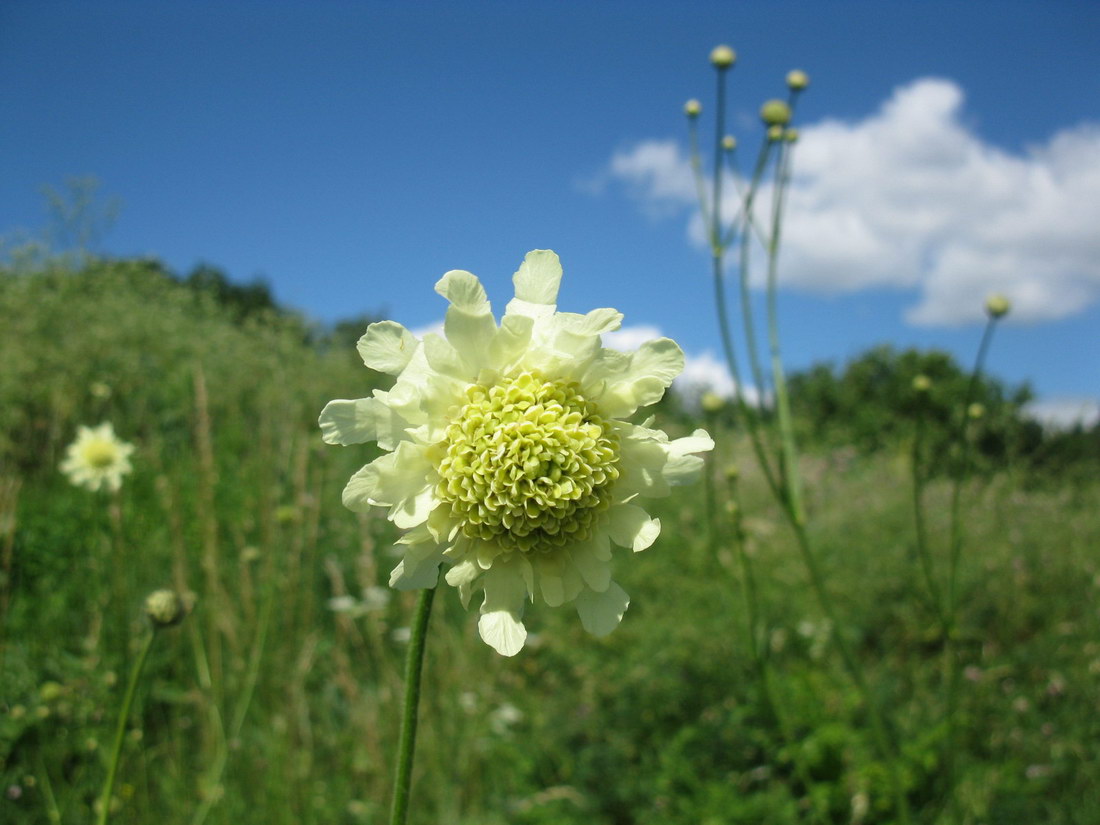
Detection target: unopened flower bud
<box><xmin>760</xmin><ymin>99</ymin><xmax>792</xmax><ymax>127</ymax></box>
<box><xmin>985</xmin><ymin>294</ymin><xmax>1010</xmax><ymax>319</ymax></box>
<box><xmin>684</xmin><ymin>99</ymin><xmax>701</xmax><ymax>118</ymax></box>
<box><xmin>722</xmin><ymin>135</ymin><xmax>737</xmax><ymax>151</ymax></box>
<box><xmin>968</xmin><ymin>403</ymin><xmax>986</xmax><ymax>420</ymax></box>
<box><xmin>701</xmin><ymin>391</ymin><xmax>725</xmax><ymax>413</ymax></box>
<box><xmin>786</xmin><ymin>70</ymin><xmax>810</xmax><ymax>91</ymax></box>
<box><xmin>912</xmin><ymin>374</ymin><xmax>932</xmax><ymax>393</ymax></box>
<box><xmin>724</xmin><ymin>465</ymin><xmax>740</xmax><ymax>482</ymax></box>
<box><xmin>144</xmin><ymin>589</ymin><xmax>193</xmax><ymax>629</ymax></box>
<box><xmin>710</xmin><ymin>45</ymin><xmax>736</xmax><ymax>70</ymax></box>
<box><xmin>767</xmin><ymin>125</ymin><xmax>784</xmax><ymax>142</ymax></box>
<box><xmin>784</xmin><ymin>128</ymin><xmax>799</xmax><ymax>143</ymax></box>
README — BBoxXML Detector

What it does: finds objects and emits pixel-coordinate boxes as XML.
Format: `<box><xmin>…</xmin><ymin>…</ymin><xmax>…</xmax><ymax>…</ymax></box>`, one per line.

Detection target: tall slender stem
<box><xmin>748</xmin><ymin>95</ymin><xmax>912</xmax><ymax>825</ymax></box>
<box><xmin>738</xmin><ymin>141</ymin><xmax>775</xmax><ymax>405</ymax></box>
<box><xmin>727</xmin><ymin>475</ymin><xmax>827</xmax><ymax>824</ymax></box>
<box><xmin>910</xmin><ymin>413</ymin><xmax>945</xmax><ymax>624</ymax></box>
<box><xmin>97</xmin><ymin>630</ymin><xmax>156</xmax><ymax>825</ymax></box>
<box><xmin>389</xmin><ymin>585</ymin><xmax>437</xmax><ymax>825</ymax></box>
<box><xmin>706</xmin><ymin>71</ymin><xmax>781</xmax><ymax>500</ymax></box>
<box><xmin>943</xmin><ymin>315</ymin><xmax>999</xmax><ymax>823</ymax></box>
<box><xmin>765</xmin><ymin>138</ymin><xmax>804</xmax><ymax>519</ymax></box>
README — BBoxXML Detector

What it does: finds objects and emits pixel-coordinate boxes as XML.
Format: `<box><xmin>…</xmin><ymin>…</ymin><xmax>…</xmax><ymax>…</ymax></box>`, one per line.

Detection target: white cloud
<box><xmin>607</xmin><ymin>78</ymin><xmax>1100</xmax><ymax>325</ymax></box>
<box><xmin>1024</xmin><ymin>397</ymin><xmax>1100</xmax><ymax>430</ymax></box>
<box><xmin>600</xmin><ymin>324</ymin><xmax>664</xmax><ymax>352</ymax></box>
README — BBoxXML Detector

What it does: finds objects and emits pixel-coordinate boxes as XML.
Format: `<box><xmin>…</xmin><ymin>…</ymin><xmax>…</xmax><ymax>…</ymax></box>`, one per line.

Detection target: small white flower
<box><xmin>59</xmin><ymin>422</ymin><xmax>135</xmax><ymax>493</ymax></box>
<box><xmin>489</xmin><ymin>702</ymin><xmax>524</xmax><ymax>733</ymax></box>
<box><xmin>327</xmin><ymin>595</ymin><xmax>360</xmax><ymax>615</ymax></box>
<box><xmin>361</xmin><ymin>585</ymin><xmax>392</xmax><ymax>611</ymax></box>
<box><xmin>320</xmin><ymin>250</ymin><xmax>713</xmax><ymax>655</ymax></box>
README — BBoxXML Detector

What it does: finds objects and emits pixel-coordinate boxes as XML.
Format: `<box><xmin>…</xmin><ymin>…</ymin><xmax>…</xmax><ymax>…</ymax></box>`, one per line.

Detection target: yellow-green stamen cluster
<box><xmin>82</xmin><ymin>440</ymin><xmax>119</xmax><ymax>469</ymax></box>
<box><xmin>436</xmin><ymin>372</ymin><xmax>620</xmax><ymax>553</ymax></box>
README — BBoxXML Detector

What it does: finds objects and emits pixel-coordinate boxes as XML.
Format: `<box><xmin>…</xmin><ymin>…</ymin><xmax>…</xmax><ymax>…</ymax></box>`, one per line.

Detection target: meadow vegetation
<box><xmin>2</xmin><ymin>257</ymin><xmax>1098</xmax><ymax>824</ymax></box>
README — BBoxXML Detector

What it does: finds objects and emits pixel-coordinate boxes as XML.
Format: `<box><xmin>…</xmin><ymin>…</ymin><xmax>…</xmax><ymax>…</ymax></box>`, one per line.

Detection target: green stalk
<box><xmin>190</xmin><ymin>580</ymin><xmax>275</xmax><ymax>825</ymax></box>
<box><xmin>712</xmin><ymin>253</ymin><xmax>782</xmax><ymax>503</ymax></box>
<box><xmin>942</xmin><ymin>315</ymin><xmax>1000</xmax><ymax>823</ymax></box>
<box><xmin>688</xmin><ymin>116</ymin><xmax>712</xmax><ymax>237</ymax></box>
<box><xmin>35</xmin><ymin>752</ymin><xmax>62</xmax><ymax>824</ymax></box>
<box><xmin>703</xmin><ymin>68</ymin><xmax>781</xmax><ymax>501</ymax></box>
<box><xmin>711</xmin><ymin>69</ymin><xmax>727</xmax><ymax>253</ymax></box>
<box><xmin>727</xmin><ymin>475</ymin><xmax>826</xmax><ymax>824</ymax></box>
<box><xmin>946</xmin><ymin>317</ymin><xmax>998</xmax><ymax>621</ymax></box>
<box><xmin>737</xmin><ymin>140</ymin><xmax>776</xmax><ymax>404</ymax></box>
<box><xmin>765</xmin><ymin>137</ymin><xmax>804</xmax><ymax>517</ymax></box>
<box><xmin>703</xmin><ymin>414</ymin><xmax>719</xmax><ymax>554</ymax></box>
<box><xmin>762</xmin><ymin>116</ymin><xmax>912</xmax><ymax>824</ymax></box>
<box><xmin>389</xmin><ymin>585</ymin><xmax>437</xmax><ymax>825</ymax></box>
<box><xmin>910</xmin><ymin>412</ymin><xmax>945</xmax><ymax>624</ymax></box>
<box><xmin>97</xmin><ymin>630</ymin><xmax>156</xmax><ymax>825</ymax></box>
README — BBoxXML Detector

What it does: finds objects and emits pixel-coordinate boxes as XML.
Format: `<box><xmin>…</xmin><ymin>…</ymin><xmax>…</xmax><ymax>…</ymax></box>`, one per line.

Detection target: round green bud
<box><xmin>275</xmin><ymin>504</ymin><xmax>299</xmax><ymax>525</ymax></box>
<box><xmin>710</xmin><ymin>45</ymin><xmax>736</xmax><ymax>70</ymax></box>
<box><xmin>144</xmin><ymin>589</ymin><xmax>192</xmax><ymax>629</ymax></box>
<box><xmin>985</xmin><ymin>294</ymin><xmax>1010</xmax><ymax>319</ymax></box>
<box><xmin>784</xmin><ymin>128</ymin><xmax>799</xmax><ymax>143</ymax></box>
<box><xmin>240</xmin><ymin>545</ymin><xmax>262</xmax><ymax>564</ymax></box>
<box><xmin>721</xmin><ymin>135</ymin><xmax>737</xmax><ymax>151</ymax></box>
<box><xmin>912</xmin><ymin>374</ymin><xmax>932</xmax><ymax>393</ymax></box>
<box><xmin>684</xmin><ymin>98</ymin><xmax>702</xmax><ymax>118</ymax></box>
<box><xmin>700</xmin><ymin>391</ymin><xmax>725</xmax><ymax>413</ymax></box>
<box><xmin>760</xmin><ymin>99</ymin><xmax>792</xmax><ymax>126</ymax></box>
<box><xmin>968</xmin><ymin>403</ymin><xmax>986</xmax><ymax>420</ymax></box>
<box><xmin>767</xmin><ymin>125</ymin><xmax>784</xmax><ymax>142</ymax></box>
<box><xmin>787</xmin><ymin>70</ymin><xmax>810</xmax><ymax>91</ymax></box>
<box><xmin>724</xmin><ymin>465</ymin><xmax>740</xmax><ymax>482</ymax></box>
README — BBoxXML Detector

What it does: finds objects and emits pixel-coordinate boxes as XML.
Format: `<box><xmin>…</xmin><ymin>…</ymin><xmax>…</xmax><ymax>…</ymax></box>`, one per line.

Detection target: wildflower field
<box><xmin>2</xmin><ymin>252</ymin><xmax>1099</xmax><ymax>825</ymax></box>
<box><xmin>4</xmin><ymin>35</ymin><xmax>1100</xmax><ymax>825</ymax></box>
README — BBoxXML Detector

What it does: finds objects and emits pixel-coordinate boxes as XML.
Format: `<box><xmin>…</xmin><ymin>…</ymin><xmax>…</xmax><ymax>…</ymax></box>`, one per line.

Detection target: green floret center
<box><xmin>436</xmin><ymin>372</ymin><xmax>620</xmax><ymax>554</ymax></box>
<box><xmin>81</xmin><ymin>440</ymin><xmax>118</xmax><ymax>469</ymax></box>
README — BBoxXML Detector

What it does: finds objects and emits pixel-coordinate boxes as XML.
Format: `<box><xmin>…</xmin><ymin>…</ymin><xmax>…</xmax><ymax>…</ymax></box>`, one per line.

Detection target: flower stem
<box><xmin>97</xmin><ymin>629</ymin><xmax>156</xmax><ymax>825</ymax></box>
<box><xmin>389</xmin><ymin>585</ymin><xmax>437</xmax><ymax>825</ymax></box>
<box><xmin>942</xmin><ymin>315</ymin><xmax>1000</xmax><ymax>823</ymax></box>
<box><xmin>760</xmin><ymin>138</ymin><xmax>912</xmax><ymax>825</ymax></box>
<box><xmin>726</xmin><ymin>475</ymin><xmax>827</xmax><ymax>824</ymax></box>
<box><xmin>910</xmin><ymin>413</ymin><xmax>945</xmax><ymax>625</ymax></box>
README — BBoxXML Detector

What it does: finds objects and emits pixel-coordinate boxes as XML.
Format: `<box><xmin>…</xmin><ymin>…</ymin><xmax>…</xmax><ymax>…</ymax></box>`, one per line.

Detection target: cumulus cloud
<box><xmin>607</xmin><ymin>78</ymin><xmax>1100</xmax><ymax>325</ymax></box>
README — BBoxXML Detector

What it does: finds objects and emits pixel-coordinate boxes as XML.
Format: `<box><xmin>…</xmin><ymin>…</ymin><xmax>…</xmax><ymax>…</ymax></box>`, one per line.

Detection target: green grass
<box><xmin>2</xmin><ymin>260</ymin><xmax>1098</xmax><ymax>824</ymax></box>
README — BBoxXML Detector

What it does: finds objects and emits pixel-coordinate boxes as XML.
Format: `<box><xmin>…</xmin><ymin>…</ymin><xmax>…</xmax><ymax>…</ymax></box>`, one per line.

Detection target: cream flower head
<box><xmin>60</xmin><ymin>422</ymin><xmax>135</xmax><ymax>493</ymax></box>
<box><xmin>320</xmin><ymin>250</ymin><xmax>713</xmax><ymax>655</ymax></box>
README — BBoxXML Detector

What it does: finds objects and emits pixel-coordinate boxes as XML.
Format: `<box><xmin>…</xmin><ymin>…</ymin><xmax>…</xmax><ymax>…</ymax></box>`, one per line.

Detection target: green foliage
<box><xmin>2</xmin><ymin>258</ymin><xmax>1098</xmax><ymax>824</ymax></box>
<box><xmin>181</xmin><ymin>264</ymin><xmax>285</xmax><ymax>326</ymax></box>
<box><xmin>787</xmin><ymin>345</ymin><xmax>1044</xmax><ymax>474</ymax></box>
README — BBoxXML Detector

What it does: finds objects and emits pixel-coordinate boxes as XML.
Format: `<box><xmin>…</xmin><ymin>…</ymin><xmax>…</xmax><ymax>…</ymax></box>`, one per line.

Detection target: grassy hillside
<box><xmin>2</xmin><ymin>259</ymin><xmax>1097</xmax><ymax>824</ymax></box>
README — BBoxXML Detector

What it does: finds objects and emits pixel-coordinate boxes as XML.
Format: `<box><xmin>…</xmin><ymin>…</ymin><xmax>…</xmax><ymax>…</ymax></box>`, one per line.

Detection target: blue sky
<box><xmin>2</xmin><ymin>1</ymin><xmax>1098</xmax><ymax>424</ymax></box>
